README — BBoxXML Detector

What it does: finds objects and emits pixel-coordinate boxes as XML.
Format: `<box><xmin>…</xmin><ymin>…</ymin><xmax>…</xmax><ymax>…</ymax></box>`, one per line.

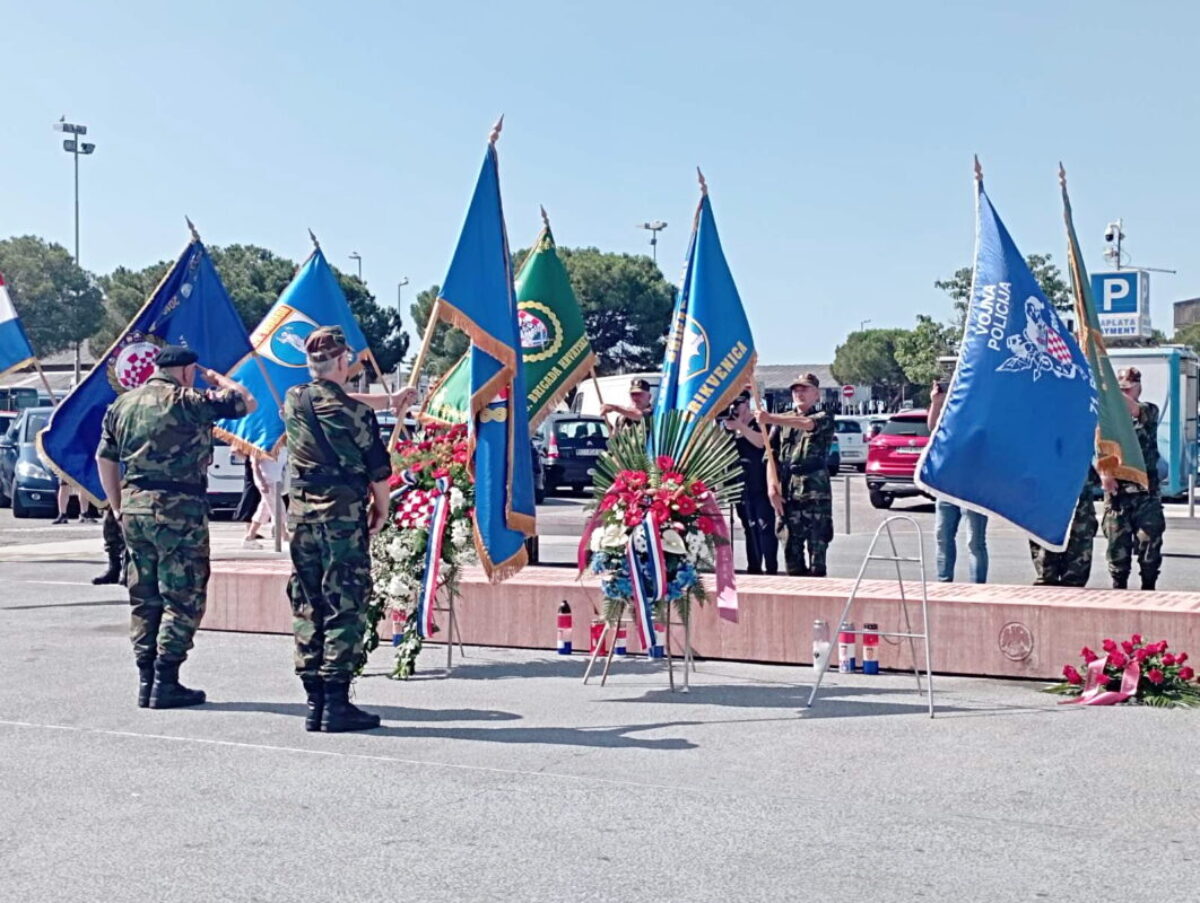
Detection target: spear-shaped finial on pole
<box><xmin>308</xmin><ymin>228</ymin><xmax>320</xmax><ymax>249</ymax></box>
<box><xmin>1058</xmin><ymin>161</ymin><xmax>1067</xmax><ymax>189</ymax></box>
<box><xmin>540</xmin><ymin>204</ymin><xmax>550</xmax><ymax>230</ymax></box>
<box><xmin>973</xmin><ymin>154</ymin><xmax>983</xmax><ymax>183</ymax></box>
<box><xmin>185</xmin><ymin>216</ymin><xmax>200</xmax><ymax>243</ymax></box>
<box><xmin>489</xmin><ymin>115</ymin><xmax>504</xmax><ymax>145</ymax></box>
<box><xmin>697</xmin><ymin>167</ymin><xmax>708</xmax><ymax>195</ymax></box>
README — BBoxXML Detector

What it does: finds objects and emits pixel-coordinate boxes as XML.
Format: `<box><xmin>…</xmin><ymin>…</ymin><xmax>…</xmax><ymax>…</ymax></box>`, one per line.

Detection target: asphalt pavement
<box><xmin>1</xmin><ymin>557</ymin><xmax>1197</xmax><ymax>902</ymax></box>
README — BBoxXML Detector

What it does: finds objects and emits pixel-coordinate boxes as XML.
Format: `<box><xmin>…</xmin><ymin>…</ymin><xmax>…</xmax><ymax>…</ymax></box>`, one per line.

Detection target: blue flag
<box><xmin>215</xmin><ymin>247</ymin><xmax>370</xmax><ymax>457</ymax></box>
<box><xmin>436</xmin><ymin>138</ymin><xmax>535</xmax><ymax>580</ymax></box>
<box><xmin>0</xmin><ymin>272</ymin><xmax>37</xmax><ymax>377</ymax></box>
<box><xmin>38</xmin><ymin>238</ymin><xmax>252</xmax><ymax>505</ymax></box>
<box><xmin>653</xmin><ymin>184</ymin><xmax>756</xmax><ymax>451</ymax></box>
<box><xmin>915</xmin><ymin>174</ymin><xmax>1097</xmax><ymax>550</ymax></box>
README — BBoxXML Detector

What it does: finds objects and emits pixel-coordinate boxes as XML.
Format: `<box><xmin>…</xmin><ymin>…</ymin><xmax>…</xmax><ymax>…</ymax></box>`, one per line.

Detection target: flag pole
<box><xmin>390</xmin><ymin>299</ymin><xmax>441</xmax><ymax>448</ymax></box>
<box><xmin>749</xmin><ymin>368</ymin><xmax>783</xmax><ymax>514</ymax></box>
<box><xmin>32</xmin><ymin>359</ymin><xmax>58</xmax><ymax>406</ymax></box>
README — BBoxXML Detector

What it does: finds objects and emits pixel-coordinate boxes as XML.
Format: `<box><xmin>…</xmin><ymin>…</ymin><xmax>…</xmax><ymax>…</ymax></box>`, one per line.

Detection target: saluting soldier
<box><xmin>758</xmin><ymin>372</ymin><xmax>836</xmax><ymax>577</ymax></box>
<box><xmin>96</xmin><ymin>345</ymin><xmax>255</xmax><ymax>708</ymax></box>
<box><xmin>284</xmin><ymin>326</ymin><xmax>411</xmax><ymax>733</ymax></box>
<box><xmin>601</xmin><ymin>378</ymin><xmax>654</xmax><ymax>432</ymax></box>
<box><xmin>1103</xmin><ymin>366</ymin><xmax>1165</xmax><ymax>590</ymax></box>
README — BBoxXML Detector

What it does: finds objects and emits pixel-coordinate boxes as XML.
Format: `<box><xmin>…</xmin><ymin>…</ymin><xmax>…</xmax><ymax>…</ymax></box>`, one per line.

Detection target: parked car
<box><xmin>535</xmin><ymin>413</ymin><xmax>609</xmax><ymax>495</ymax></box>
<box><xmin>207</xmin><ymin>439</ymin><xmax>246</xmax><ymax>513</ymax></box>
<box><xmin>0</xmin><ymin>386</ymin><xmax>40</xmax><ymax>413</ymax></box>
<box><xmin>827</xmin><ymin>435</ymin><xmax>841</xmax><ymax>473</ymax></box>
<box><xmin>0</xmin><ymin>407</ymin><xmax>58</xmax><ymax>517</ymax></box>
<box><xmin>834</xmin><ymin>416</ymin><xmax>867</xmax><ymax>470</ymax></box>
<box><xmin>865</xmin><ymin>409</ymin><xmax>931</xmax><ymax>509</ymax></box>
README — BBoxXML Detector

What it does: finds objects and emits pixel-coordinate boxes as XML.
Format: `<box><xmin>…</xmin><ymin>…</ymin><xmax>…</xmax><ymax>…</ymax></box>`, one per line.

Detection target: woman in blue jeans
<box><xmin>929</xmin><ymin>381</ymin><xmax>989</xmax><ymax>583</ymax></box>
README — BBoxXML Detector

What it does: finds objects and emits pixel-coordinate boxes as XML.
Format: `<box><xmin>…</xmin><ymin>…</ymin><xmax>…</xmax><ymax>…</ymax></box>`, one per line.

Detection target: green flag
<box><xmin>420</xmin><ymin>213</ymin><xmax>597</xmax><ymax>430</ymax></box>
<box><xmin>1060</xmin><ymin>166</ymin><xmax>1147</xmax><ymax>487</ymax></box>
<box><xmin>421</xmin><ymin>353</ymin><xmax>470</xmax><ymax>426</ymax></box>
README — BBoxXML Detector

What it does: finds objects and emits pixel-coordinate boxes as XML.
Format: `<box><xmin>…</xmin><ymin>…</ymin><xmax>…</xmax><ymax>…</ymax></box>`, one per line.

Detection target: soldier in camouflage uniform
<box><xmin>284</xmin><ymin>326</ymin><xmax>397</xmax><ymax>733</ymax></box>
<box><xmin>1103</xmin><ymin>366</ymin><xmax>1165</xmax><ymax>590</ymax></box>
<box><xmin>96</xmin><ymin>345</ymin><xmax>254</xmax><ymax>708</ymax></box>
<box><xmin>759</xmin><ymin>373</ymin><xmax>835</xmax><ymax>577</ymax></box>
<box><xmin>1029</xmin><ymin>467</ymin><xmax>1099</xmax><ymax>586</ymax></box>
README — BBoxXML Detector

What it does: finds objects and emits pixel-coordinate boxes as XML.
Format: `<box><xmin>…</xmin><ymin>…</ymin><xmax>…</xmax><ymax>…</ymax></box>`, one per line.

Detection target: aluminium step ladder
<box><xmin>807</xmin><ymin>514</ymin><xmax>935</xmax><ymax>717</ymax></box>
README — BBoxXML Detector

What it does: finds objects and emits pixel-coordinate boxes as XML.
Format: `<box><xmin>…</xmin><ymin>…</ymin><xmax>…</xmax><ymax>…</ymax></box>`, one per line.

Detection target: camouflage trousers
<box><xmin>123</xmin><ymin>512</ymin><xmax>210</xmax><ymax>666</ymax></box>
<box><xmin>288</xmin><ymin>518</ymin><xmax>372</xmax><ymax>680</ymax></box>
<box><xmin>779</xmin><ymin>496</ymin><xmax>833</xmax><ymax>577</ymax></box>
<box><xmin>1103</xmin><ymin>492</ymin><xmax>1165</xmax><ymax>584</ymax></box>
<box><xmin>1030</xmin><ymin>493</ymin><xmax>1098</xmax><ymax>587</ymax></box>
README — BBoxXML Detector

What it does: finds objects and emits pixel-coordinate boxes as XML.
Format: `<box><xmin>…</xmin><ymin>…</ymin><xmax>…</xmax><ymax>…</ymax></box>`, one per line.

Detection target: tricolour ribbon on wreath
<box><xmin>390</xmin><ymin>472</ymin><xmax>453</xmax><ymax>638</ymax></box>
<box><xmin>626</xmin><ymin>514</ymin><xmax>669</xmax><ymax>656</ymax></box>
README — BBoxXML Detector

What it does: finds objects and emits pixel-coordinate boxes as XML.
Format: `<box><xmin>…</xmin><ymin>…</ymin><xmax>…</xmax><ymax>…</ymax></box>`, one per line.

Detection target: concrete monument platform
<box><xmin>205</xmin><ymin>562</ymin><xmax>1200</xmax><ymax>680</ymax></box>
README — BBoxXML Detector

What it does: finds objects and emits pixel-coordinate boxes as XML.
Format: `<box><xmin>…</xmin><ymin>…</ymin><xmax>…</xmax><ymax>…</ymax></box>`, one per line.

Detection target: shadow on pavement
<box><xmin>367</xmin><ymin>720</ymin><xmax>700</xmax><ymax>750</ymax></box>
<box><xmin>377</xmin><ymin>656</ymin><xmax>661</xmax><ymax>682</ymax></box>
<box><xmin>201</xmin><ymin>701</ymin><xmax>522</xmax><ymax>722</ymax></box>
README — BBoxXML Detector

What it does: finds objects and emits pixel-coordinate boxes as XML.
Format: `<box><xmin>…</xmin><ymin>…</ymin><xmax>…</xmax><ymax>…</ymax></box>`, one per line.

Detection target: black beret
<box><xmin>156</xmin><ymin>345</ymin><xmax>199</xmax><ymax>368</ymax></box>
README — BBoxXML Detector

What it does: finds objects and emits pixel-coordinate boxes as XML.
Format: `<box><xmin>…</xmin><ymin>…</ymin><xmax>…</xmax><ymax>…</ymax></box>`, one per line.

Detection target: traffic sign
<box><xmin>842</xmin><ymin>385</ymin><xmax>855</xmax><ymax>399</ymax></box>
<box><xmin>1091</xmin><ymin>270</ymin><xmax>1151</xmax><ymax>338</ymax></box>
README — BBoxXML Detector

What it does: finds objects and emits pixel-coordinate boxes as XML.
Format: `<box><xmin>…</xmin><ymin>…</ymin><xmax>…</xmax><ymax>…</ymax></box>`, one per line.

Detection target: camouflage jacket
<box><xmin>1134</xmin><ymin>400</ymin><xmax>1161</xmax><ymax>495</ymax></box>
<box><xmin>284</xmin><ymin>379</ymin><xmax>390</xmax><ymax>523</ymax></box>
<box><xmin>98</xmin><ymin>373</ymin><xmax>248</xmax><ymax>518</ymax></box>
<box><xmin>771</xmin><ymin>404</ymin><xmax>835</xmax><ymax>498</ymax></box>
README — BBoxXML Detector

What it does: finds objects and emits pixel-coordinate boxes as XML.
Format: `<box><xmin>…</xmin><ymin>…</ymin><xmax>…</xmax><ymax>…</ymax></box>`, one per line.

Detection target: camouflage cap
<box><xmin>790</xmin><ymin>372</ymin><xmax>820</xmax><ymax>390</ymax></box>
<box><xmin>1118</xmin><ymin>366</ymin><xmax>1142</xmax><ymax>388</ymax></box>
<box><xmin>629</xmin><ymin>378</ymin><xmax>651</xmax><ymax>394</ymax></box>
<box><xmin>155</xmin><ymin>345</ymin><xmax>198</xmax><ymax>368</ymax></box>
<box><xmin>305</xmin><ymin>326</ymin><xmax>349</xmax><ymax>363</ymax></box>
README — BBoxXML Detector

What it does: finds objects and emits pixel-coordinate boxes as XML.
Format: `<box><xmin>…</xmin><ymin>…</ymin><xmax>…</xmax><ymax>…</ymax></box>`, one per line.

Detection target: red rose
<box><xmin>410</xmin><ymin>461</ymin><xmax>425</xmax><ymax>472</ymax></box>
<box><xmin>1108</xmin><ymin>651</ymin><xmax>1127</xmax><ymax>669</ymax></box>
<box><xmin>1163</xmin><ymin>653</ymin><xmax>1176</xmax><ymax>666</ymax></box>
<box><xmin>1180</xmin><ymin>666</ymin><xmax>1195</xmax><ymax>681</ymax></box>
<box><xmin>1160</xmin><ymin>640</ymin><xmax>1169</xmax><ymax>652</ymax></box>
<box><xmin>433</xmin><ymin>467</ymin><xmax>450</xmax><ymax>479</ymax></box>
<box><xmin>1063</xmin><ymin>664</ymin><xmax>1083</xmax><ymax>685</ymax></box>
<box><xmin>1177</xmin><ymin>652</ymin><xmax>1189</xmax><ymax>665</ymax></box>
<box><xmin>1121</xmin><ymin>640</ymin><xmax>1134</xmax><ymax>654</ymax></box>
<box><xmin>1080</xmin><ymin>646</ymin><xmax>1098</xmax><ymax>663</ymax></box>
<box><xmin>1131</xmin><ymin>633</ymin><xmax>1143</xmax><ymax>645</ymax></box>
<box><xmin>388</xmin><ymin>473</ymin><xmax>403</xmax><ymax>489</ymax></box>
<box><xmin>1147</xmin><ymin>668</ymin><xmax>1165</xmax><ymax>685</ymax></box>
<box><xmin>1101</xmin><ymin>638</ymin><xmax>1117</xmax><ymax>653</ymax></box>
<box><xmin>1135</xmin><ymin>648</ymin><xmax>1148</xmax><ymax>663</ymax></box>
<box><xmin>655</xmin><ymin>455</ymin><xmax>675</xmax><ymax>471</ymax></box>
<box><xmin>696</xmin><ymin>515</ymin><xmax>717</xmax><ymax>535</ymax></box>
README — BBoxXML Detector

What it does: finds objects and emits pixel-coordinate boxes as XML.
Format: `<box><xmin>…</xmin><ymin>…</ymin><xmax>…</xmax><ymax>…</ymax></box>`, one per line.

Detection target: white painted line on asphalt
<box><xmin>13</xmin><ymin>580</ymin><xmax>96</xmax><ymax>586</ymax></box>
<box><xmin>0</xmin><ymin>718</ymin><xmax>725</xmax><ymax>797</ymax></box>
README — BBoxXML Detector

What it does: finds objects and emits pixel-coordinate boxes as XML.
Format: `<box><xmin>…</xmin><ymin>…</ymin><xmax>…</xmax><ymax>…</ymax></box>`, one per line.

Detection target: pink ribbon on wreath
<box><xmin>1061</xmin><ymin>657</ymin><xmax>1141</xmax><ymax>706</ymax></box>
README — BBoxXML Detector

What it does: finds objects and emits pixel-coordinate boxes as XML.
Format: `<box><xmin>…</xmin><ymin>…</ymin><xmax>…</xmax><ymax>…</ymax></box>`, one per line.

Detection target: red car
<box><xmin>865</xmin><ymin>409</ymin><xmax>931</xmax><ymax>509</ymax></box>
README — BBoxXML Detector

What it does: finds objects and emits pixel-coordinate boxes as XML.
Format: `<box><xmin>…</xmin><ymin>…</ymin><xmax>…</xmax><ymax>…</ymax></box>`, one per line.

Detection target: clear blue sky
<box><xmin>2</xmin><ymin>0</ymin><xmax>1196</xmax><ymax>364</ymax></box>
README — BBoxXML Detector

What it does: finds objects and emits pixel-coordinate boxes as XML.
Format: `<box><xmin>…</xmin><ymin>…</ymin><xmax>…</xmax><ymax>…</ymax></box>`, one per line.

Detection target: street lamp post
<box><xmin>349</xmin><ymin>252</ymin><xmax>362</xmax><ymax>280</ymax></box>
<box><xmin>860</xmin><ymin>319</ymin><xmax>872</xmax><ymax>332</ymax></box>
<box><xmin>395</xmin><ymin>278</ymin><xmax>409</xmax><ymax>391</ymax></box>
<box><xmin>53</xmin><ymin>118</ymin><xmax>96</xmax><ymax>384</ymax></box>
<box><xmin>637</xmin><ymin>221</ymin><xmax>668</xmax><ymax>263</ymax></box>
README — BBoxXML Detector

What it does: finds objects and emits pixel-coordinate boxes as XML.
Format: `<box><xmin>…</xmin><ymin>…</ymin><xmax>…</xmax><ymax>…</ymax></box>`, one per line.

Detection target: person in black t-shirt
<box><xmin>724</xmin><ymin>392</ymin><xmax>778</xmax><ymax>574</ymax></box>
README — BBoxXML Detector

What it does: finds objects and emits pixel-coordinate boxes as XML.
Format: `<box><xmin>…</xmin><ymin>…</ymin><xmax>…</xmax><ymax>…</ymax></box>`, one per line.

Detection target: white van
<box><xmin>571</xmin><ymin>372</ymin><xmax>662</xmax><ymax>417</ymax></box>
<box><xmin>834</xmin><ymin>415</ymin><xmax>868</xmax><ymax>470</ymax></box>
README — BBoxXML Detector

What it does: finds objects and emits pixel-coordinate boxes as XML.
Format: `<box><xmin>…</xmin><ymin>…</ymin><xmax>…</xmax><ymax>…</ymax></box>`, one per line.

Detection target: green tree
<box><xmin>936</xmin><ymin>252</ymin><xmax>1070</xmax><ymax>324</ymax></box>
<box><xmin>1174</xmin><ymin>323</ymin><xmax>1200</xmax><ymax>353</ymax></box>
<box><xmin>893</xmin><ymin>314</ymin><xmax>957</xmax><ymax>387</ymax></box>
<box><xmin>0</xmin><ymin>235</ymin><xmax>104</xmax><ymax>355</ymax></box>
<box><xmin>94</xmin><ymin>245</ymin><xmax>409</xmax><ymax>374</ymax></box>
<box><xmin>831</xmin><ymin>328</ymin><xmax>912</xmax><ymax>406</ymax></box>
<box><xmin>410</xmin><ymin>248</ymin><xmax>677</xmax><ymax>379</ymax></box>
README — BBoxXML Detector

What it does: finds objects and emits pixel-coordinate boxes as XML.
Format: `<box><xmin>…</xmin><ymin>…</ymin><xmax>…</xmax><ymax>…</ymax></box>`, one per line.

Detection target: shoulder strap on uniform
<box><xmin>297</xmin><ymin>384</ymin><xmax>340</xmax><ymax>467</ymax></box>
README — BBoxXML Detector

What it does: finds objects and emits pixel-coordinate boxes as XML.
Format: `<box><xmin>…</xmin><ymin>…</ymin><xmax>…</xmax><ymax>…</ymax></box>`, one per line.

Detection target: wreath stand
<box><xmin>582</xmin><ymin>601</ymin><xmax>697</xmax><ymax>692</ymax></box>
<box><xmin>434</xmin><ymin>591</ymin><xmax>468</xmax><ymax>674</ymax></box>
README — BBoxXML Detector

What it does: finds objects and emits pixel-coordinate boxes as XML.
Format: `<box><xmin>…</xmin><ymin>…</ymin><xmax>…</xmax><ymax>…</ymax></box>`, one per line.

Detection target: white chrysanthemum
<box><xmin>449</xmin><ymin>519</ymin><xmax>472</xmax><ymax>550</ymax></box>
<box><xmin>388</xmin><ymin>536</ymin><xmax>407</xmax><ymax>561</ymax></box>
<box><xmin>449</xmin><ymin>487</ymin><xmax>466</xmax><ymax>511</ymax></box>
<box><xmin>632</xmin><ymin>529</ymin><xmax>648</xmax><ymax>554</ymax></box>
<box><xmin>685</xmin><ymin>531</ymin><xmax>707</xmax><ymax>561</ymax></box>
<box><xmin>386</xmin><ymin>574</ymin><xmax>406</xmax><ymax>598</ymax></box>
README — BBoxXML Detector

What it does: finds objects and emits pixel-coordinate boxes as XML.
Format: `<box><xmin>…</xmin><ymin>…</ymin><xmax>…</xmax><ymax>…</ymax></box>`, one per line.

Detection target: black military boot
<box><xmin>136</xmin><ymin>660</ymin><xmax>155</xmax><ymax>708</ymax></box>
<box><xmin>149</xmin><ymin>661</ymin><xmax>206</xmax><ymax>709</ymax></box>
<box><xmin>1112</xmin><ymin>575</ymin><xmax>1128</xmax><ymax>590</ymax></box>
<box><xmin>92</xmin><ymin>554</ymin><xmax>122</xmax><ymax>585</ymax></box>
<box><xmin>1141</xmin><ymin>574</ymin><xmax>1158</xmax><ymax>591</ymax></box>
<box><xmin>320</xmin><ymin>681</ymin><xmax>380</xmax><ymax>733</ymax></box>
<box><xmin>301</xmin><ymin>675</ymin><xmax>325</xmax><ymax>732</ymax></box>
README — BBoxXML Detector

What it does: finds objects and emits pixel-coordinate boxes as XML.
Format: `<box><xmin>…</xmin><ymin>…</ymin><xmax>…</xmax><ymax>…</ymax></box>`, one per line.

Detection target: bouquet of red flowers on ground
<box><xmin>1045</xmin><ymin>633</ymin><xmax>1200</xmax><ymax>707</ymax></box>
